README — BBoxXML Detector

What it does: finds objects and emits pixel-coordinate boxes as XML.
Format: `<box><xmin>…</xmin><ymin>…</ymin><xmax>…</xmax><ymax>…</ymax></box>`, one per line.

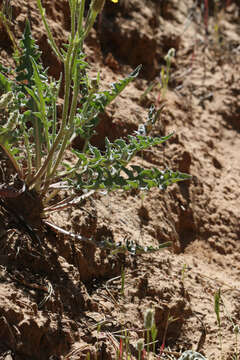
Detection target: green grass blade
<box><xmin>215</xmin><ymin>289</ymin><xmax>221</xmax><ymax>327</ymax></box>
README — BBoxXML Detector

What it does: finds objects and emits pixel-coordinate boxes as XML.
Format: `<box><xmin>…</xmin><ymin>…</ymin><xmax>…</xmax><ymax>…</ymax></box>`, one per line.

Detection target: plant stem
<box><xmin>146</xmin><ymin>329</ymin><xmax>150</xmax><ymax>354</ymax></box>
<box><xmin>49</xmin><ymin>50</ymin><xmax>81</xmax><ymax>178</ymax></box>
<box><xmin>70</xmin><ymin>0</ymin><xmax>77</xmax><ymax>39</ymax></box>
<box><xmin>36</xmin><ymin>0</ymin><xmax>63</xmax><ymax>61</ymax></box>
<box><xmin>77</xmin><ymin>0</ymin><xmax>86</xmax><ymax>36</ymax></box>
<box><xmin>22</xmin><ymin>127</ymin><xmax>32</xmax><ymax>179</ymax></box>
<box><xmin>31</xmin><ymin>111</ymin><xmax>41</xmax><ymax>179</ymax></box>
<box><xmin>0</xmin><ymin>144</ymin><xmax>22</xmax><ymax>179</ymax></box>
<box><xmin>28</xmin><ymin>34</ymin><xmax>75</xmax><ymax>189</ymax></box>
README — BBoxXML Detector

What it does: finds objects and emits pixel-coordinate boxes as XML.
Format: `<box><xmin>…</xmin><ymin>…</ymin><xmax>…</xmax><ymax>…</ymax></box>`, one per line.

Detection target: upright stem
<box><xmin>32</xmin><ymin>101</ymin><xmax>42</xmax><ymax>190</ymax></box>
<box><xmin>70</xmin><ymin>0</ymin><xmax>77</xmax><ymax>38</ymax></box>
<box><xmin>36</xmin><ymin>0</ymin><xmax>63</xmax><ymax>61</ymax></box>
<box><xmin>77</xmin><ymin>0</ymin><xmax>86</xmax><ymax>37</ymax></box>
<box><xmin>22</xmin><ymin>125</ymin><xmax>32</xmax><ymax>180</ymax></box>
<box><xmin>49</xmin><ymin>42</ymin><xmax>82</xmax><ymax>179</ymax></box>
<box><xmin>28</xmin><ymin>36</ymin><xmax>74</xmax><ymax>189</ymax></box>
<box><xmin>30</xmin><ymin>0</ymin><xmax>100</xmax><ymax>191</ymax></box>
<box><xmin>0</xmin><ymin>144</ymin><xmax>22</xmax><ymax>179</ymax></box>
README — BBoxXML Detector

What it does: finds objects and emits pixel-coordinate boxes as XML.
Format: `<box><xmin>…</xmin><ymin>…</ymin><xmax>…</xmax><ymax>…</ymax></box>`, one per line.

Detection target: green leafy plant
<box><xmin>0</xmin><ymin>0</ymin><xmax>190</xmax><ymax>234</ymax></box>
<box><xmin>140</xmin><ymin>47</ymin><xmax>175</xmax><ymax>105</ymax></box>
<box><xmin>136</xmin><ymin>338</ymin><xmax>145</xmax><ymax>360</ymax></box>
<box><xmin>151</xmin><ymin>322</ymin><xmax>158</xmax><ymax>354</ymax></box>
<box><xmin>143</xmin><ymin>308</ymin><xmax>155</xmax><ymax>355</ymax></box>
<box><xmin>159</xmin><ymin>47</ymin><xmax>175</xmax><ymax>100</ymax></box>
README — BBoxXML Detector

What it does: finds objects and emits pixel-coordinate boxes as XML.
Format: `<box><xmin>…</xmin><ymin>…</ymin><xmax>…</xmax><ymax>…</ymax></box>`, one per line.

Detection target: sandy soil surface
<box><xmin>0</xmin><ymin>0</ymin><xmax>239</xmax><ymax>359</ymax></box>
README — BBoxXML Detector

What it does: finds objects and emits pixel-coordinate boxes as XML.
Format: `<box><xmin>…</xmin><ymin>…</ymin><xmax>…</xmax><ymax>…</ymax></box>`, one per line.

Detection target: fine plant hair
<box><xmin>0</xmin><ymin>0</ymin><xmax>190</xmax><ymax>233</ymax></box>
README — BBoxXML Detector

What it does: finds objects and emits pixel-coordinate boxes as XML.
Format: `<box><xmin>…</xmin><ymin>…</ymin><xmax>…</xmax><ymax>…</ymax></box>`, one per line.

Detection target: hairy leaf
<box><xmin>71</xmin><ymin>134</ymin><xmax>191</xmax><ymax>192</ymax></box>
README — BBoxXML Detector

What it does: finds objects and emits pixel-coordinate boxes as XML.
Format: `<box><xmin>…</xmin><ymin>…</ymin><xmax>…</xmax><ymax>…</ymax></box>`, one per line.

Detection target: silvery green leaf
<box><xmin>178</xmin><ymin>350</ymin><xmax>207</xmax><ymax>360</ymax></box>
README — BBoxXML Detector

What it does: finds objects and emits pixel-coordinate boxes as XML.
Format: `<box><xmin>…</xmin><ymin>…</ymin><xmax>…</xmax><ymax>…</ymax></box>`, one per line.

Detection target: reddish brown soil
<box><xmin>0</xmin><ymin>0</ymin><xmax>239</xmax><ymax>359</ymax></box>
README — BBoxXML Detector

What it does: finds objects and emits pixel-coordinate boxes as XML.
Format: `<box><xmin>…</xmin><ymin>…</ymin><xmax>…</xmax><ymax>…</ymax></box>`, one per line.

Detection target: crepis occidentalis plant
<box><xmin>0</xmin><ymin>0</ymin><xmax>190</xmax><ymax>236</ymax></box>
